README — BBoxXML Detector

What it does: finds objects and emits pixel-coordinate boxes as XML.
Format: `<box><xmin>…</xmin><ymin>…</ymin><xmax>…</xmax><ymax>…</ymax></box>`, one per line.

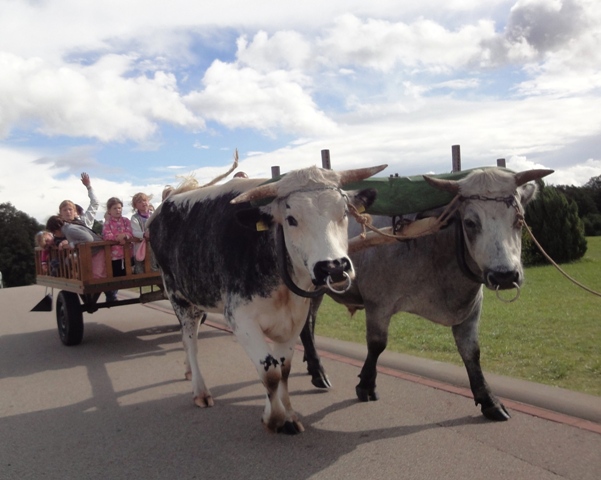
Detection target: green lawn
<box><xmin>314</xmin><ymin>237</ymin><xmax>601</xmax><ymax>396</ymax></box>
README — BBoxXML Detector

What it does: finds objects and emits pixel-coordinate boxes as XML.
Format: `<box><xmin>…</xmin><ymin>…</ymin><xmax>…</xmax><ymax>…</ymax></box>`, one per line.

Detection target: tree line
<box><xmin>0</xmin><ymin>174</ymin><xmax>599</xmax><ymax>287</ymax></box>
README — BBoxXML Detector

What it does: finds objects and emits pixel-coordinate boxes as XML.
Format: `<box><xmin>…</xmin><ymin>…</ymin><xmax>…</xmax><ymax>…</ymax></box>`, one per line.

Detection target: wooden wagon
<box><xmin>34</xmin><ymin>241</ymin><xmax>164</xmax><ymax>346</ymax></box>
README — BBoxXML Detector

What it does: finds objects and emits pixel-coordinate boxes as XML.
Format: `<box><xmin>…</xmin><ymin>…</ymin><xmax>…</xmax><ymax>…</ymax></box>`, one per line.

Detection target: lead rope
<box><xmin>523</xmin><ymin>221</ymin><xmax>601</xmax><ymax>298</ymax></box>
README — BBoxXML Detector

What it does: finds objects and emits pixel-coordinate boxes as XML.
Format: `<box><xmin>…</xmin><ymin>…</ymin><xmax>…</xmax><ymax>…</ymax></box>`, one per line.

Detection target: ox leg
<box><xmin>356</xmin><ymin>310</ymin><xmax>391</xmax><ymax>402</ymax></box>
<box><xmin>172</xmin><ymin>301</ymin><xmax>214</xmax><ymax>408</ymax></box>
<box><xmin>272</xmin><ymin>341</ymin><xmax>305</xmax><ymax>434</ymax></box>
<box><xmin>452</xmin><ymin>315</ymin><xmax>510</xmax><ymax>421</ymax></box>
<box><xmin>300</xmin><ymin>295</ymin><xmax>332</xmax><ymax>389</ymax></box>
<box><xmin>234</xmin><ymin>320</ymin><xmax>303</xmax><ymax>435</ymax></box>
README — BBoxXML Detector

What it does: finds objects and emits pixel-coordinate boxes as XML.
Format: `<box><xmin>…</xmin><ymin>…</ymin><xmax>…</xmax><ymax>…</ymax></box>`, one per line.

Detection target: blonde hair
<box><xmin>131</xmin><ymin>192</ymin><xmax>153</xmax><ymax>210</ymax></box>
<box><xmin>35</xmin><ymin>231</ymin><xmax>51</xmax><ymax>249</ymax></box>
<box><xmin>59</xmin><ymin>200</ymin><xmax>75</xmax><ymax>213</ymax></box>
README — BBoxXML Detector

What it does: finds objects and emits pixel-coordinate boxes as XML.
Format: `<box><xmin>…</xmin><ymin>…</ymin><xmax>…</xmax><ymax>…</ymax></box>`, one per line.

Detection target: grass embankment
<box><xmin>315</xmin><ymin>237</ymin><xmax>601</xmax><ymax>396</ymax></box>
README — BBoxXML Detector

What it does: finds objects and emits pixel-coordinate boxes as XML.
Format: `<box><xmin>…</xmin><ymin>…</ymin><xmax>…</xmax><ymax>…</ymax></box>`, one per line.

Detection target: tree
<box><xmin>523</xmin><ymin>185</ymin><xmax>587</xmax><ymax>265</ymax></box>
<box><xmin>0</xmin><ymin>203</ymin><xmax>44</xmax><ymax>287</ymax></box>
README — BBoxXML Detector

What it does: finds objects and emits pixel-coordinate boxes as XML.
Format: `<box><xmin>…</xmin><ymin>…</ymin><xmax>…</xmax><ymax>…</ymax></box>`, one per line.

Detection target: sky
<box><xmin>1</xmin><ymin>0</ymin><xmax>600</xmax><ymax>224</ymax></box>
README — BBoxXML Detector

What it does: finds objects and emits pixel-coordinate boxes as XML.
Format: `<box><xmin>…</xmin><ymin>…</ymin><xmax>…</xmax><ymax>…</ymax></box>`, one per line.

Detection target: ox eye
<box><xmin>286</xmin><ymin>216</ymin><xmax>298</xmax><ymax>227</ymax></box>
<box><xmin>464</xmin><ymin>218</ymin><xmax>478</xmax><ymax>230</ymax></box>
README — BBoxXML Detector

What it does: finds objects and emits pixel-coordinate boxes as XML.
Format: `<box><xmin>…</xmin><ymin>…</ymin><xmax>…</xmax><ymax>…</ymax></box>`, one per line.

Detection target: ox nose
<box><xmin>313</xmin><ymin>257</ymin><xmax>352</xmax><ymax>286</ymax></box>
<box><xmin>485</xmin><ymin>270</ymin><xmax>521</xmax><ymax>290</ymax></box>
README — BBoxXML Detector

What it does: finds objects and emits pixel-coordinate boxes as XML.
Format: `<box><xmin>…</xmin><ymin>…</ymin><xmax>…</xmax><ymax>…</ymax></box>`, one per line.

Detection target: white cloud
<box><xmin>318</xmin><ymin>14</ymin><xmax>498</xmax><ymax>73</ymax></box>
<box><xmin>184</xmin><ymin>60</ymin><xmax>339</xmax><ymax>137</ymax></box>
<box><xmin>236</xmin><ymin>30</ymin><xmax>312</xmax><ymax>72</ymax></box>
<box><xmin>0</xmin><ymin>52</ymin><xmax>204</xmax><ymax>142</ymax></box>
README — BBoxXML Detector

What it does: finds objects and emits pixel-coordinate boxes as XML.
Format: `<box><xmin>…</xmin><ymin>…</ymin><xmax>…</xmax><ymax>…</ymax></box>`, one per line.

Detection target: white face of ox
<box><xmin>271</xmin><ymin>188</ymin><xmax>353</xmax><ymax>287</ymax></box>
<box><xmin>459</xmin><ymin>174</ymin><xmax>538</xmax><ymax>291</ymax></box>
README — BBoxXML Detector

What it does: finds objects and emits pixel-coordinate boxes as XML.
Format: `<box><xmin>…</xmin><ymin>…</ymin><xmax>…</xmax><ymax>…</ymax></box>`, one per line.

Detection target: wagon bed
<box><xmin>34</xmin><ymin>240</ymin><xmax>165</xmax><ymax>346</ymax></box>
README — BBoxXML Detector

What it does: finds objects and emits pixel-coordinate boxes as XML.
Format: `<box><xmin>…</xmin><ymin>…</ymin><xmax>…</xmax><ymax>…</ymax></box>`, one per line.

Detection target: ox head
<box><xmin>231</xmin><ymin>165</ymin><xmax>386</xmax><ymax>290</ymax></box>
<box><xmin>424</xmin><ymin>168</ymin><xmax>553</xmax><ymax>291</ymax></box>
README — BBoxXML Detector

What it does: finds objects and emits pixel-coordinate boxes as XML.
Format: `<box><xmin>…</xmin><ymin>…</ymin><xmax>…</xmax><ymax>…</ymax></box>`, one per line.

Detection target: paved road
<box><xmin>1</xmin><ymin>285</ymin><xmax>600</xmax><ymax>480</ymax></box>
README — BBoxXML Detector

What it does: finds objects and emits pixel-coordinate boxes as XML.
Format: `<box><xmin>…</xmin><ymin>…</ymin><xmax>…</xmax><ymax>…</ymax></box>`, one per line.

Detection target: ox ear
<box><xmin>235</xmin><ymin>207</ymin><xmax>274</xmax><ymax>231</ymax></box>
<box><xmin>519</xmin><ymin>183</ymin><xmax>539</xmax><ymax>207</ymax></box>
<box><xmin>348</xmin><ymin>188</ymin><xmax>378</xmax><ymax>213</ymax></box>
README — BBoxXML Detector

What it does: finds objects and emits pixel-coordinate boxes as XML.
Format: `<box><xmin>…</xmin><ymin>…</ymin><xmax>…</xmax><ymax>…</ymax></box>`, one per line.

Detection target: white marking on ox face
<box><xmin>273</xmin><ymin>188</ymin><xmax>354</xmax><ymax>287</ymax></box>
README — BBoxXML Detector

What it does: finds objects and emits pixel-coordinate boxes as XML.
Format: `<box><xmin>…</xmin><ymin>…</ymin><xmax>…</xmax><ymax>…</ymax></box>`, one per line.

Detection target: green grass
<box><xmin>315</xmin><ymin>237</ymin><xmax>601</xmax><ymax>396</ymax></box>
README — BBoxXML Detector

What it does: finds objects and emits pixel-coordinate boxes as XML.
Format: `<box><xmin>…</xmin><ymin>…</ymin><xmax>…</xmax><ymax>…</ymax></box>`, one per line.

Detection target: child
<box><xmin>102</xmin><ymin>197</ymin><xmax>134</xmax><ymax>284</ymax></box>
<box><xmin>45</xmin><ymin>216</ymin><xmax>106</xmax><ymax>279</ymax></box>
<box><xmin>130</xmin><ymin>192</ymin><xmax>152</xmax><ymax>273</ymax></box>
<box><xmin>58</xmin><ymin>172</ymin><xmax>99</xmax><ymax>228</ymax></box>
<box><xmin>35</xmin><ymin>230</ymin><xmax>54</xmax><ymax>275</ymax></box>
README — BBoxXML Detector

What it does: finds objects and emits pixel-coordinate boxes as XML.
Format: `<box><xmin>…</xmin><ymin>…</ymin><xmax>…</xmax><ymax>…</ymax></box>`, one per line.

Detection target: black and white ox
<box><xmin>301</xmin><ymin>168</ymin><xmax>553</xmax><ymax>421</ymax></box>
<box><xmin>148</xmin><ymin>164</ymin><xmax>384</xmax><ymax>434</ymax></box>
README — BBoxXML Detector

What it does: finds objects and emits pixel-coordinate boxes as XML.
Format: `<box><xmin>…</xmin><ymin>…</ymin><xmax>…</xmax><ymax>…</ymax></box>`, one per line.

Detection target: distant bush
<box><xmin>523</xmin><ymin>185</ymin><xmax>587</xmax><ymax>265</ymax></box>
<box><xmin>583</xmin><ymin>213</ymin><xmax>601</xmax><ymax>236</ymax></box>
<box><xmin>0</xmin><ymin>203</ymin><xmax>44</xmax><ymax>287</ymax></box>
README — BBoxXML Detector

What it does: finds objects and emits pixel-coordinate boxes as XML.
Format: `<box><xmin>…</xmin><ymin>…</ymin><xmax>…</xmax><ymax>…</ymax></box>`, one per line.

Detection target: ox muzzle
<box><xmin>313</xmin><ymin>257</ymin><xmax>353</xmax><ymax>291</ymax></box>
<box><xmin>484</xmin><ymin>269</ymin><xmax>522</xmax><ymax>291</ymax></box>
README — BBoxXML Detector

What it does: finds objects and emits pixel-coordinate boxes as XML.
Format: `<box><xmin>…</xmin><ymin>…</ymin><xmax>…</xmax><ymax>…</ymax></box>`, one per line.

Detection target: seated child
<box><xmin>35</xmin><ymin>230</ymin><xmax>54</xmax><ymax>275</ymax></box>
<box><xmin>45</xmin><ymin>216</ymin><xmax>106</xmax><ymax>279</ymax></box>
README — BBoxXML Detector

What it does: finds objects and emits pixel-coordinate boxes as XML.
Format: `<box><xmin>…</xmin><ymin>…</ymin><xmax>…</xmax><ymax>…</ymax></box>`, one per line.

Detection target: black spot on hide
<box><xmin>260</xmin><ymin>354</ymin><xmax>280</xmax><ymax>371</ymax></box>
<box><xmin>149</xmin><ymin>192</ymin><xmax>280</xmax><ymax>306</ymax></box>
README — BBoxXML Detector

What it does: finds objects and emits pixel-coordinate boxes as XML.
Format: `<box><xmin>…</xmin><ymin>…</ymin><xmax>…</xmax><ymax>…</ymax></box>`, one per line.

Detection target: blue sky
<box><xmin>1</xmin><ymin>0</ymin><xmax>600</xmax><ymax>223</ymax></box>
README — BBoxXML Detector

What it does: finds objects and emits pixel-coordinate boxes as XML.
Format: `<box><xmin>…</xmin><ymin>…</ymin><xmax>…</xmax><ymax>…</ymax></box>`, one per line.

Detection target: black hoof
<box><xmin>277</xmin><ymin>421</ymin><xmax>303</xmax><ymax>435</ymax></box>
<box><xmin>310</xmin><ymin>372</ymin><xmax>332</xmax><ymax>389</ymax></box>
<box><xmin>482</xmin><ymin>403</ymin><xmax>511</xmax><ymax>421</ymax></box>
<box><xmin>356</xmin><ymin>385</ymin><xmax>379</xmax><ymax>402</ymax></box>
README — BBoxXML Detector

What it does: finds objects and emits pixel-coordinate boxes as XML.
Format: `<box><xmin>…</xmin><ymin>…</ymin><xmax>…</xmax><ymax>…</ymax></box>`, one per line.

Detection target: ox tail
<box><xmin>167</xmin><ymin>149</ymin><xmax>240</xmax><ymax>197</ymax></box>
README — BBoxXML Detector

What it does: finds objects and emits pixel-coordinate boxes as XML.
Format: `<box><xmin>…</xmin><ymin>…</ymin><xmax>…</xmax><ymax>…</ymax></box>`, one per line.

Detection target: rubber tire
<box><xmin>56</xmin><ymin>291</ymin><xmax>84</xmax><ymax>346</ymax></box>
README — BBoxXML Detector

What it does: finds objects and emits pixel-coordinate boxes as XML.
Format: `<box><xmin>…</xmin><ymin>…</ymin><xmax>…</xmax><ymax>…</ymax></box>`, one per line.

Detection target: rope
<box><xmin>347</xmin><ymin>194</ymin><xmax>462</xmax><ymax>242</ymax></box>
<box><xmin>524</xmin><ymin>221</ymin><xmax>601</xmax><ymax>298</ymax></box>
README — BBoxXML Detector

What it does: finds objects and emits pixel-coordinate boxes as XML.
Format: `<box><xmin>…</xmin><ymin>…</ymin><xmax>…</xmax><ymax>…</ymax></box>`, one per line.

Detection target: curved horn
<box><xmin>230</xmin><ymin>182</ymin><xmax>278</xmax><ymax>204</ymax></box>
<box><xmin>339</xmin><ymin>164</ymin><xmax>388</xmax><ymax>186</ymax></box>
<box><xmin>423</xmin><ymin>175</ymin><xmax>460</xmax><ymax>194</ymax></box>
<box><xmin>514</xmin><ymin>169</ymin><xmax>554</xmax><ymax>187</ymax></box>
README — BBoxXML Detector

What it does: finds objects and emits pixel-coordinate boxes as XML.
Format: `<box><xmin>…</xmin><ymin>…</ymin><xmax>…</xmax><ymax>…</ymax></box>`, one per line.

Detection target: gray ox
<box><xmin>301</xmin><ymin>167</ymin><xmax>553</xmax><ymax>421</ymax></box>
<box><xmin>148</xmin><ymin>164</ymin><xmax>384</xmax><ymax>434</ymax></box>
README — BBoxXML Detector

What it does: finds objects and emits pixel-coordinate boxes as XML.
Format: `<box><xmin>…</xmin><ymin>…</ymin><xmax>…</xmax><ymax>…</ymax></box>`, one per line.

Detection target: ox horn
<box><xmin>423</xmin><ymin>175</ymin><xmax>460</xmax><ymax>194</ymax></box>
<box><xmin>514</xmin><ymin>169</ymin><xmax>554</xmax><ymax>187</ymax></box>
<box><xmin>230</xmin><ymin>182</ymin><xmax>278</xmax><ymax>204</ymax></box>
<box><xmin>339</xmin><ymin>164</ymin><xmax>388</xmax><ymax>186</ymax></box>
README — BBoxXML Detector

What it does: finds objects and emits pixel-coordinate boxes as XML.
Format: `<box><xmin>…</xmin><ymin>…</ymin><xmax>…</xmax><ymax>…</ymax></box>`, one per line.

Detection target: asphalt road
<box><xmin>1</xmin><ymin>285</ymin><xmax>600</xmax><ymax>480</ymax></box>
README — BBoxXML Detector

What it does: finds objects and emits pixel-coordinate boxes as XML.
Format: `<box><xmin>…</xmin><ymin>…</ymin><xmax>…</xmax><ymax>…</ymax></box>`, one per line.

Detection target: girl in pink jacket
<box><xmin>102</xmin><ymin>197</ymin><xmax>134</xmax><ymax>278</ymax></box>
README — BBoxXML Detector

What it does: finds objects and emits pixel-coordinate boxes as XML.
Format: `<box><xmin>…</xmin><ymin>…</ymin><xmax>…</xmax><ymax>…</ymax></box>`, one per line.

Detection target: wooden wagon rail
<box><xmin>35</xmin><ymin>240</ymin><xmax>163</xmax><ymax>297</ymax></box>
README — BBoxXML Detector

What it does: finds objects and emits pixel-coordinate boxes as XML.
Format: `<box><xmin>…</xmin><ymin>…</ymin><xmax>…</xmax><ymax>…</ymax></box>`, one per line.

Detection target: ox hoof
<box><xmin>194</xmin><ymin>395</ymin><xmax>215</xmax><ymax>408</ymax></box>
<box><xmin>277</xmin><ymin>420</ymin><xmax>305</xmax><ymax>435</ymax></box>
<box><xmin>481</xmin><ymin>403</ymin><xmax>511</xmax><ymax>421</ymax></box>
<box><xmin>311</xmin><ymin>372</ymin><xmax>332</xmax><ymax>389</ymax></box>
<box><xmin>356</xmin><ymin>385</ymin><xmax>379</xmax><ymax>402</ymax></box>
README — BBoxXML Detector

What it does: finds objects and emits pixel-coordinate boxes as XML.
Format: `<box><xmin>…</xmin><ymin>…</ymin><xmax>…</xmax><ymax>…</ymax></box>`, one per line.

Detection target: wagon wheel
<box><xmin>56</xmin><ymin>291</ymin><xmax>84</xmax><ymax>346</ymax></box>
